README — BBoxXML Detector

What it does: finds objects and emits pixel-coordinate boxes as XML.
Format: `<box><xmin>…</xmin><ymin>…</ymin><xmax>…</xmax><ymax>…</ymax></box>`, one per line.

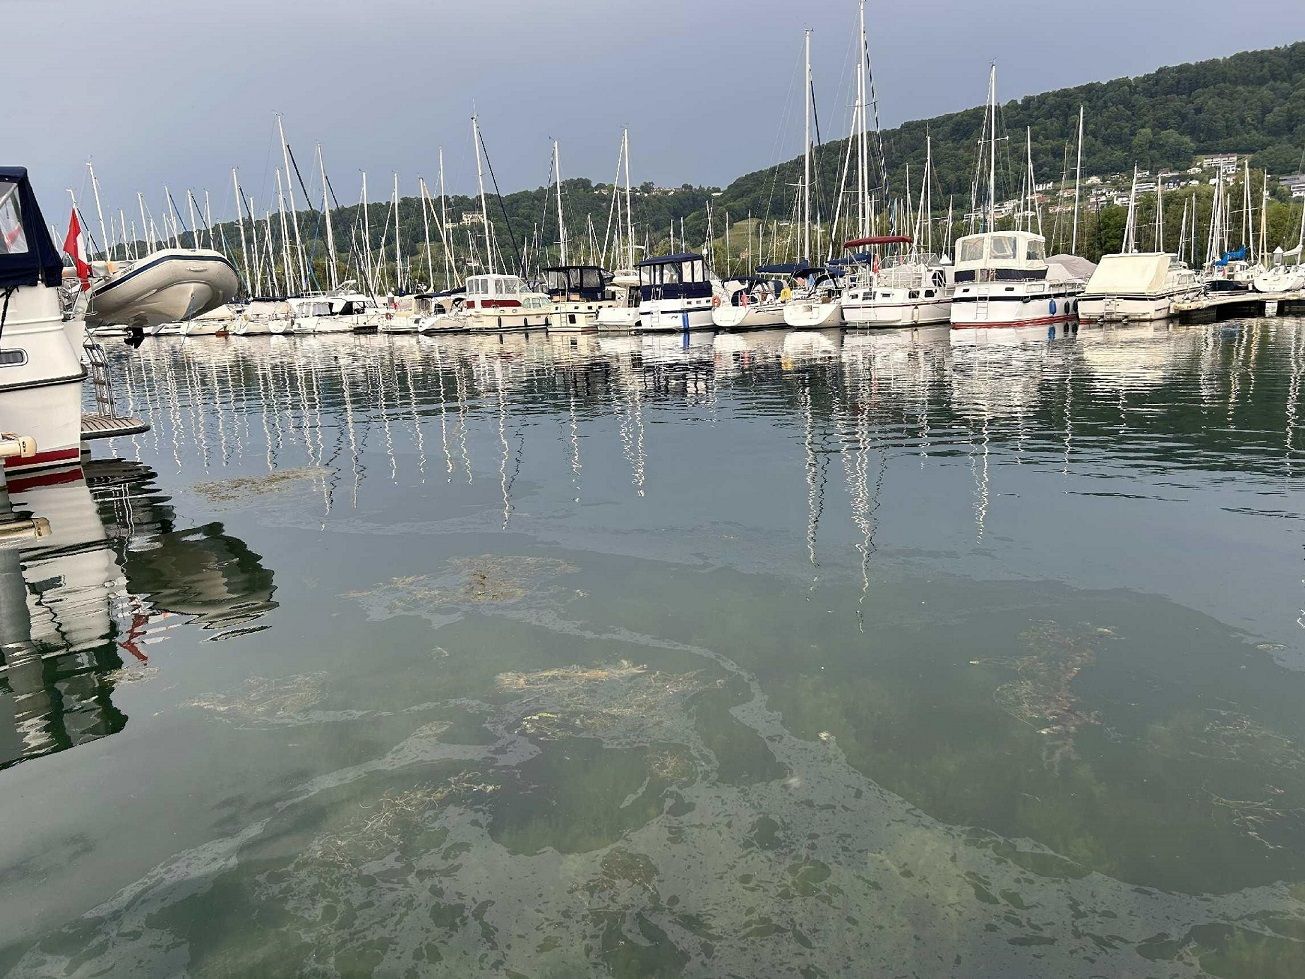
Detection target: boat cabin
<box><xmin>953</xmin><ymin>231</ymin><xmax>1048</xmax><ymax>282</ymax></box>
<box><xmin>0</xmin><ymin>168</ymin><xmax>62</xmax><ymax>288</ymax></box>
<box><xmin>464</xmin><ymin>274</ymin><xmax>526</xmax><ymax>309</ymax></box>
<box><xmin>543</xmin><ymin>265</ymin><xmax>609</xmax><ymax>303</ymax></box>
<box><xmin>637</xmin><ymin>252</ymin><xmax>711</xmax><ymax>302</ymax></box>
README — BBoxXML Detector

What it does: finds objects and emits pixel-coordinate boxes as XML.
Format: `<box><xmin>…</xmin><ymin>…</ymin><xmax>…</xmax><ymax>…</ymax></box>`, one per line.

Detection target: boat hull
<box><xmin>1076</xmin><ymin>293</ymin><xmax>1195</xmax><ymax>324</ymax></box>
<box><xmin>950</xmin><ymin>284</ymin><xmax>1083</xmax><ymax>329</ymax></box>
<box><xmin>783</xmin><ymin>300</ymin><xmax>845</xmax><ymax>329</ymax></box>
<box><xmin>89</xmin><ymin>250</ymin><xmax>239</xmax><ymax>328</ymax></box>
<box><xmin>711</xmin><ymin>302</ymin><xmax>788</xmax><ymax>331</ymax></box>
<box><xmin>634</xmin><ymin>302</ymin><xmax>715</xmax><ymax>333</ymax></box>
<box><xmin>844</xmin><ymin>295</ymin><xmax>952</xmax><ymax>328</ymax></box>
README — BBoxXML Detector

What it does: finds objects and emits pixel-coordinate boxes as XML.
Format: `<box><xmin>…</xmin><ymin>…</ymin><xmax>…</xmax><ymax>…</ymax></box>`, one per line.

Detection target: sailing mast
<box><xmin>318</xmin><ymin>146</ymin><xmax>338</xmax><ymax>290</ymax></box>
<box><xmin>553</xmin><ymin>140</ymin><xmax>567</xmax><ymax>265</ymax></box>
<box><xmin>439</xmin><ymin>148</ymin><xmax>453</xmax><ymax>289</ymax></box>
<box><xmin>86</xmin><ymin>163</ymin><xmax>111</xmax><ymax>262</ymax></box>
<box><xmin>419</xmin><ymin>177</ymin><xmax>434</xmax><ymax>290</ymax></box>
<box><xmin>392</xmin><ymin>173</ymin><xmax>402</xmax><ymax>293</ymax></box>
<box><xmin>986</xmin><ymin>65</ymin><xmax>998</xmax><ymax>233</ymax></box>
<box><xmin>276</xmin><ymin>114</ymin><xmax>308</xmax><ymax>292</ymax></box>
<box><xmin>361</xmin><ymin>172</ymin><xmax>374</xmax><ymax>292</ymax></box>
<box><xmin>857</xmin><ymin>0</ymin><xmax>869</xmax><ymax>237</ymax></box>
<box><xmin>623</xmin><ymin>128</ymin><xmax>635</xmax><ymax>269</ymax></box>
<box><xmin>1154</xmin><ymin>176</ymin><xmax>1164</xmax><ymax>252</ymax></box>
<box><xmin>472</xmin><ymin>114</ymin><xmax>494</xmax><ymax>274</ymax></box>
<box><xmin>1071</xmin><ymin>106</ymin><xmax>1084</xmax><ymax>255</ymax></box>
<box><xmin>232</xmin><ymin>170</ymin><xmax>251</xmax><ymax>288</ymax></box>
<box><xmin>275</xmin><ymin>169</ymin><xmax>295</xmax><ymax>293</ymax></box>
<box><xmin>802</xmin><ymin>28</ymin><xmax>812</xmax><ymax>261</ymax></box>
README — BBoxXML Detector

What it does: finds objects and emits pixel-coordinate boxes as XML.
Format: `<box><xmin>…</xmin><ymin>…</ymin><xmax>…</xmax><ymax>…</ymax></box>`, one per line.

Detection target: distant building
<box><xmin>460</xmin><ymin>212</ymin><xmax>485</xmax><ymax>227</ymax></box>
<box><xmin>1200</xmin><ymin>153</ymin><xmax>1240</xmax><ymax>176</ymax></box>
<box><xmin>1281</xmin><ymin>174</ymin><xmax>1305</xmax><ymax>198</ymax></box>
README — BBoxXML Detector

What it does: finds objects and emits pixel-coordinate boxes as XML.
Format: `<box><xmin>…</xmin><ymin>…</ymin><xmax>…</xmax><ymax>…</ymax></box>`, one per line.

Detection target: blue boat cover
<box><xmin>0</xmin><ymin>167</ymin><xmax>64</xmax><ymax>289</ymax></box>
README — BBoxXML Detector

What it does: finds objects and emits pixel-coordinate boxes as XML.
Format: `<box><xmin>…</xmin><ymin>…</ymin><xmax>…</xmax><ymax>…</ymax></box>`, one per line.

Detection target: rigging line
<box><xmin>166</xmin><ymin>189</ymin><xmax>190</xmax><ymax>236</ymax></box>
<box><xmin>477</xmin><ymin>126</ymin><xmax>525</xmax><ymax>277</ymax></box>
<box><xmin>285</xmin><ymin>143</ymin><xmax>324</xmax><ymax>292</ymax></box>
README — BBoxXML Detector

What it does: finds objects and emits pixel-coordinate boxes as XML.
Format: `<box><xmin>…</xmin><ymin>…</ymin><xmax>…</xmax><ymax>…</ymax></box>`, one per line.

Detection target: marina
<box><xmin>5</xmin><ymin>1</ymin><xmax>1305</xmax><ymax>974</ymax></box>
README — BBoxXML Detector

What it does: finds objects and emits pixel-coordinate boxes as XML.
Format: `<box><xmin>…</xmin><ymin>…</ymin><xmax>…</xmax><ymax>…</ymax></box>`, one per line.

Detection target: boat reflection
<box><xmin>0</xmin><ymin>458</ymin><xmax>278</xmax><ymax>769</ymax></box>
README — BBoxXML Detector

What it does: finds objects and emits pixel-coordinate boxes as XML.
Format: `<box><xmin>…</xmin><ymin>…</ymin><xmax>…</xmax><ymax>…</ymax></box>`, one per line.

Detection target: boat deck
<box><xmin>81</xmin><ymin>413</ymin><xmax>150</xmax><ymax>441</ymax></box>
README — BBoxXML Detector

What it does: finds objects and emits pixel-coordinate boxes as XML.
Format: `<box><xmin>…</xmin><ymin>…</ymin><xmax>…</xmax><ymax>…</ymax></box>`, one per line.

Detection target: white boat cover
<box><xmin>1081</xmin><ymin>254</ymin><xmax>1171</xmax><ymax>296</ymax></box>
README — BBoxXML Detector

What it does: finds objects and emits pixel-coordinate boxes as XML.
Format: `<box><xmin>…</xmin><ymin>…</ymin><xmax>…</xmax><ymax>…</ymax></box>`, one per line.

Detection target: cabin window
<box><xmin>0</xmin><ymin>180</ymin><xmax>28</xmax><ymax>255</ymax></box>
<box><xmin>581</xmin><ymin>268</ymin><xmax>602</xmax><ymax>289</ymax></box>
<box><xmin>908</xmin><ymin>290</ymin><xmax>920</xmax><ymax>300</ymax></box>
<box><xmin>990</xmin><ymin>235</ymin><xmax>1017</xmax><ymax>260</ymax></box>
<box><xmin>924</xmin><ymin>289</ymin><xmax>935</xmax><ymax>298</ymax></box>
<box><xmin>662</xmin><ymin>263</ymin><xmax>682</xmax><ymax>285</ymax></box>
<box><xmin>958</xmin><ymin>238</ymin><xmax>984</xmax><ymax>263</ymax></box>
<box><xmin>0</xmin><ymin>348</ymin><xmax>27</xmax><ymax>367</ymax></box>
<box><xmin>1026</xmin><ymin>238</ymin><xmax>1045</xmax><ymax>261</ymax></box>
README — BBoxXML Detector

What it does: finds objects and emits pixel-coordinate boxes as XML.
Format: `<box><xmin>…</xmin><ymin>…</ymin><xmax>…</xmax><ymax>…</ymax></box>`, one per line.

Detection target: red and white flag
<box><xmin>63</xmin><ymin>209</ymin><xmax>91</xmax><ymax>291</ymax></box>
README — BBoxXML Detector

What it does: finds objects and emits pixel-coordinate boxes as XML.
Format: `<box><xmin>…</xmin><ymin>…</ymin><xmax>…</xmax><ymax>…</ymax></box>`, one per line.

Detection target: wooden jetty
<box><xmin>1172</xmin><ymin>289</ymin><xmax>1305</xmax><ymax>323</ymax></box>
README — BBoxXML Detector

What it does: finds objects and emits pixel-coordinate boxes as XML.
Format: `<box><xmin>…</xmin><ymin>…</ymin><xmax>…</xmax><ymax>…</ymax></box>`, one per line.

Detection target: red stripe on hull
<box><xmin>951</xmin><ymin>314</ymin><xmax>1076</xmax><ymax>330</ymax></box>
<box><xmin>5</xmin><ymin>465</ymin><xmax>85</xmax><ymax>493</ymax></box>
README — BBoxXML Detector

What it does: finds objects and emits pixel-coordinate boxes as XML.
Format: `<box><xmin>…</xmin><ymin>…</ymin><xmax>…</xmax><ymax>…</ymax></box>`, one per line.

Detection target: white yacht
<box><xmin>711</xmin><ymin>265</ymin><xmax>800</xmax><ymax>332</ymax></box>
<box><xmin>633</xmin><ymin>253</ymin><xmax>720</xmax><ymax>333</ymax></box>
<box><xmin>949</xmin><ymin>230</ymin><xmax>1085</xmax><ymax>330</ymax></box>
<box><xmin>841</xmin><ymin>236</ymin><xmax>955</xmax><ymax>328</ymax></box>
<box><xmin>542</xmin><ymin>265</ymin><xmax>612</xmax><ymax>333</ymax></box>
<box><xmin>595</xmin><ymin>271</ymin><xmax>641</xmax><ymax>332</ymax></box>
<box><xmin>0</xmin><ymin>168</ymin><xmax>88</xmax><ymax>476</ymax></box>
<box><xmin>1077</xmin><ymin>253</ymin><xmax>1203</xmax><ymax>324</ymax></box>
<box><xmin>423</xmin><ymin>274</ymin><xmax>550</xmax><ymax>333</ymax></box>
<box><xmin>782</xmin><ymin>267</ymin><xmax>846</xmax><ymax>329</ymax></box>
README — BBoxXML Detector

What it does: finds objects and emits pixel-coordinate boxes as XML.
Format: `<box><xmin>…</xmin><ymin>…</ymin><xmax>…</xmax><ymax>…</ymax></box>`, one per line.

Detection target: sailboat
<box><xmin>596</xmin><ymin>129</ymin><xmax>643</xmax><ymax>333</ymax></box>
<box><xmin>950</xmin><ymin>67</ymin><xmax>1085</xmax><ymax>330</ymax></box>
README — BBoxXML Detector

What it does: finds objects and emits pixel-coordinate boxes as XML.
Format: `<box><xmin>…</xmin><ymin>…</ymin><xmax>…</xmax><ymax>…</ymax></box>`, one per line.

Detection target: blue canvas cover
<box><xmin>0</xmin><ymin>167</ymin><xmax>64</xmax><ymax>289</ymax></box>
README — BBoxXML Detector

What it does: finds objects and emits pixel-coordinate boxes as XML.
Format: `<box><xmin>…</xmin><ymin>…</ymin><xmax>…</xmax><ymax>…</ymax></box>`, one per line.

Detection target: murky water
<box><xmin>1</xmin><ymin>320</ymin><xmax>1303</xmax><ymax>977</ymax></box>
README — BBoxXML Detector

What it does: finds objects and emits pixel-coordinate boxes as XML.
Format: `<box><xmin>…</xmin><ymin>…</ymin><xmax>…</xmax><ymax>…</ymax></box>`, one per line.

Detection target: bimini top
<box><xmin>0</xmin><ymin>167</ymin><xmax>64</xmax><ymax>289</ymax></box>
<box><xmin>543</xmin><ymin>264</ymin><xmax>609</xmax><ymax>300</ymax></box>
<box><xmin>842</xmin><ymin>235</ymin><xmax>912</xmax><ymax>250</ymax></box>
<box><xmin>756</xmin><ymin>261</ymin><xmax>805</xmax><ymax>276</ymax></box>
<box><xmin>637</xmin><ymin>252</ymin><xmax>702</xmax><ymax>267</ymax></box>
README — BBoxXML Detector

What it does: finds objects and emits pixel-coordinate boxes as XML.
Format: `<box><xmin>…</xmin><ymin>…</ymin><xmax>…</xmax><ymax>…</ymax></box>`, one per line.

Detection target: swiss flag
<box><xmin>63</xmin><ymin>209</ymin><xmax>91</xmax><ymax>291</ymax></box>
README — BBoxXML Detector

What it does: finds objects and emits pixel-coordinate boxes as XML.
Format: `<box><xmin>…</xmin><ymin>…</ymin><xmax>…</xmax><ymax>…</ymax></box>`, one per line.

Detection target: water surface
<box><xmin>1</xmin><ymin>320</ymin><xmax>1303</xmax><ymax>976</ymax></box>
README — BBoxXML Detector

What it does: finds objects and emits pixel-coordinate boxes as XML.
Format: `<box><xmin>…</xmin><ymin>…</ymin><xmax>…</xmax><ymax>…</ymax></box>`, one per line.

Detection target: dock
<box><xmin>1172</xmin><ymin>289</ymin><xmax>1305</xmax><ymax>322</ymax></box>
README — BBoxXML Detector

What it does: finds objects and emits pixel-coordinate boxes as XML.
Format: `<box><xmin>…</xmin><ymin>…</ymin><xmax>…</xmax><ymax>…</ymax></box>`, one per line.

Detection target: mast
<box><xmin>138</xmin><ymin>193</ymin><xmax>152</xmax><ymax>253</ymax></box>
<box><xmin>987</xmin><ymin>64</ymin><xmax>997</xmax><ymax>233</ymax></box>
<box><xmin>439</xmin><ymin>148</ymin><xmax>453</xmax><ymax>289</ymax></box>
<box><xmin>472</xmin><ymin>114</ymin><xmax>494</xmax><ymax>274</ymax></box>
<box><xmin>857</xmin><ymin>0</ymin><xmax>869</xmax><ymax>237</ymax></box>
<box><xmin>275</xmin><ymin>168</ymin><xmax>295</xmax><ymax>295</ymax></box>
<box><xmin>87</xmin><ymin>163</ymin><xmax>111</xmax><ymax>262</ymax></box>
<box><xmin>1154</xmin><ymin>176</ymin><xmax>1164</xmax><ymax>252</ymax></box>
<box><xmin>233</xmin><ymin>171</ymin><xmax>250</xmax><ymax>286</ymax></box>
<box><xmin>186</xmin><ymin>191</ymin><xmax>200</xmax><ymax>250</ymax></box>
<box><xmin>419</xmin><ymin>177</ymin><xmax>434</xmax><ymax>290</ymax></box>
<box><xmin>318</xmin><ymin>146</ymin><xmax>338</xmax><ymax>290</ymax></box>
<box><xmin>553</xmin><ymin>140</ymin><xmax>567</xmax><ymax>265</ymax></box>
<box><xmin>1123</xmin><ymin>167</ymin><xmax>1138</xmax><ymax>253</ymax></box>
<box><xmin>1071</xmin><ymin>105</ymin><xmax>1083</xmax><ymax>255</ymax></box>
<box><xmin>392</xmin><ymin>172</ymin><xmax>402</xmax><ymax>293</ymax></box>
<box><xmin>276</xmin><ymin>114</ymin><xmax>308</xmax><ymax>292</ymax></box>
<box><xmin>204</xmin><ymin>191</ymin><xmax>214</xmax><ymax>250</ymax></box>
<box><xmin>623</xmin><ymin>128</ymin><xmax>635</xmax><ymax>268</ymax></box>
<box><xmin>925</xmin><ymin>135</ymin><xmax>934</xmax><ymax>254</ymax></box>
<box><xmin>802</xmin><ymin>28</ymin><xmax>812</xmax><ymax>261</ymax></box>
<box><xmin>361</xmin><ymin>172</ymin><xmax>374</xmax><ymax>291</ymax></box>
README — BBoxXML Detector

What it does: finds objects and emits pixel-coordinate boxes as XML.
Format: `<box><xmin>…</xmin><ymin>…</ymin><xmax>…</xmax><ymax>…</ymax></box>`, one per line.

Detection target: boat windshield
<box><xmin>0</xmin><ymin>179</ymin><xmax>28</xmax><ymax>255</ymax></box>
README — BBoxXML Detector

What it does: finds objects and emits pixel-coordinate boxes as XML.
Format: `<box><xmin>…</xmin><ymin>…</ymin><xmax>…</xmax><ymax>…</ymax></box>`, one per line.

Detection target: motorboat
<box><xmin>841</xmin><ymin>236</ymin><xmax>955</xmax><ymax>329</ymax></box>
<box><xmin>542</xmin><ymin>265</ymin><xmax>612</xmax><ymax>333</ymax></box>
<box><xmin>1077</xmin><ymin>253</ymin><xmax>1203</xmax><ymax>323</ymax></box>
<box><xmin>949</xmin><ymin>230</ymin><xmax>1085</xmax><ymax>329</ymax></box>
<box><xmin>633</xmin><ymin>253</ymin><xmax>720</xmax><ymax>333</ymax></box>
<box><xmin>595</xmin><ymin>270</ymin><xmax>641</xmax><ymax>332</ymax></box>
<box><xmin>422</xmin><ymin>274</ymin><xmax>551</xmax><ymax>333</ymax></box>
<box><xmin>87</xmin><ymin>247</ymin><xmax>238</xmax><ymax>329</ymax></box>
<box><xmin>0</xmin><ymin>167</ymin><xmax>88</xmax><ymax>476</ymax></box>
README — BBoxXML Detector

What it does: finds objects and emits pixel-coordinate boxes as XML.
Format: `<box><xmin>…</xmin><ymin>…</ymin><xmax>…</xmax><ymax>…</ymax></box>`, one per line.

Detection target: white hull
<box><xmin>1076</xmin><ymin>293</ymin><xmax>1196</xmax><ymax>323</ymax></box>
<box><xmin>950</xmin><ymin>283</ymin><xmax>1083</xmax><ymax>330</ymax></box>
<box><xmin>711</xmin><ymin>301</ymin><xmax>788</xmax><ymax>331</ymax></box>
<box><xmin>634</xmin><ymin>302</ymin><xmax>716</xmax><ymax>333</ymax></box>
<box><xmin>88</xmin><ymin>249</ymin><xmax>239</xmax><ymax>328</ymax></box>
<box><xmin>783</xmin><ymin>299</ymin><xmax>845</xmax><ymax>329</ymax></box>
<box><xmin>844</xmin><ymin>295</ymin><xmax>952</xmax><ymax>328</ymax></box>
<box><xmin>0</xmin><ymin>288</ymin><xmax>86</xmax><ymax>475</ymax></box>
<box><xmin>596</xmin><ymin>307</ymin><xmax>639</xmax><ymax>332</ymax></box>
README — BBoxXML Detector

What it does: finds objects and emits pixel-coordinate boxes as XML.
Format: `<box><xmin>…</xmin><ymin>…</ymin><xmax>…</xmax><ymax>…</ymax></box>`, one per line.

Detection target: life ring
<box><xmin>711</xmin><ymin>294</ymin><xmax>721</xmax><ymax>308</ymax></box>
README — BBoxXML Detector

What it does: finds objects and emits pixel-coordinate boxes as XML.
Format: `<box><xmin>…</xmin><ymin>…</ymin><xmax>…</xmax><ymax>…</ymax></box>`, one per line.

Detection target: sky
<box><xmin>10</xmin><ymin>0</ymin><xmax>1304</xmax><ymax>229</ymax></box>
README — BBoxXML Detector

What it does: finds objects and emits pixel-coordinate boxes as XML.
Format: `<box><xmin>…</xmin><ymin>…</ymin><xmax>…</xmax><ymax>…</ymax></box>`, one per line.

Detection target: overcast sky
<box><xmin>11</xmin><ymin>0</ymin><xmax>1304</xmax><ymax>226</ymax></box>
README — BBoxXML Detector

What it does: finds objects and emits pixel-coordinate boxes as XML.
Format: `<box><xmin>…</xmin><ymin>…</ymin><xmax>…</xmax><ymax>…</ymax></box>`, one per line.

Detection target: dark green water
<box><xmin>1</xmin><ymin>321</ymin><xmax>1303</xmax><ymax>976</ymax></box>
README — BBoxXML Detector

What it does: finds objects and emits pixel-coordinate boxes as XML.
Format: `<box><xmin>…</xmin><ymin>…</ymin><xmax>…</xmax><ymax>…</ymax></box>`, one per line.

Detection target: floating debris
<box><xmin>187</xmin><ymin>673</ymin><xmax>328</xmax><ymax>724</ymax></box>
<box><xmin>347</xmin><ymin>556</ymin><xmax>578</xmax><ymax>619</ymax></box>
<box><xmin>974</xmin><ymin>621</ymin><xmax>1108</xmax><ymax>772</ymax></box>
<box><xmin>191</xmin><ymin>466</ymin><xmax>329</xmax><ymax>504</ymax></box>
<box><xmin>104</xmin><ymin>666</ymin><xmax>160</xmax><ymax>685</ymax></box>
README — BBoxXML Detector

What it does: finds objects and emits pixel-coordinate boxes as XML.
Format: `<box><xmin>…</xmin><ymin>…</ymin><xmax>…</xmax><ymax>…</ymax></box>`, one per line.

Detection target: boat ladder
<box><xmin>82</xmin><ymin>341</ymin><xmax>150</xmax><ymax>442</ymax></box>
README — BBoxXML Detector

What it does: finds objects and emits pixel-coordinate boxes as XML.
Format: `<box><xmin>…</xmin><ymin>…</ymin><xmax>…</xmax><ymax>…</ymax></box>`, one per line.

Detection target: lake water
<box><xmin>1</xmin><ymin>320</ymin><xmax>1303</xmax><ymax>977</ymax></box>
